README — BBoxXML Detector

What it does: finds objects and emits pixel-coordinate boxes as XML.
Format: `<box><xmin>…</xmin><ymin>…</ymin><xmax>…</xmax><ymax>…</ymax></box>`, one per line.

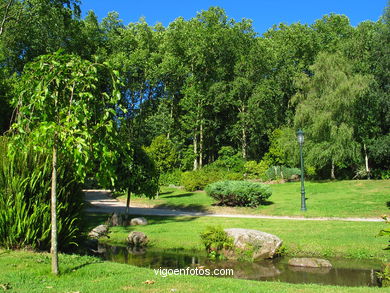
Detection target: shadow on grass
<box><xmin>163</xmin><ymin>193</ymin><xmax>194</xmax><ymax>199</ymax></box>
<box><xmin>63</xmin><ymin>261</ymin><xmax>102</xmax><ymax>275</ymax></box>
<box><xmin>387</xmin><ymin>201</ymin><xmax>390</xmax><ymax>209</ymax></box>
<box><xmin>154</xmin><ymin>203</ymin><xmax>209</xmax><ymax>213</ymax></box>
<box><xmin>83</xmin><ymin>213</ymin><xmax>201</xmax><ymax>231</ymax></box>
<box><xmin>159</xmin><ymin>191</ymin><xmax>174</xmax><ymax>195</ymax></box>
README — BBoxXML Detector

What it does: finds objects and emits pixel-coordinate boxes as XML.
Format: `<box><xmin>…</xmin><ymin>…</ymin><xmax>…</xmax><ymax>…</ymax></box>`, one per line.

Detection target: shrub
<box><xmin>264</xmin><ymin>166</ymin><xmax>301</xmax><ymax>181</ymax></box>
<box><xmin>0</xmin><ymin>137</ymin><xmax>84</xmax><ymax>251</ymax></box>
<box><xmin>212</xmin><ymin>146</ymin><xmax>245</xmax><ymax>172</ymax></box>
<box><xmin>159</xmin><ymin>169</ymin><xmax>183</xmax><ymax>186</ymax></box>
<box><xmin>205</xmin><ymin>180</ymin><xmax>271</xmax><ymax>207</ymax></box>
<box><xmin>180</xmin><ymin>166</ymin><xmax>243</xmax><ymax>191</ymax></box>
<box><xmin>200</xmin><ymin>226</ymin><xmax>233</xmax><ymax>259</ymax></box>
<box><xmin>244</xmin><ymin>160</ymin><xmax>269</xmax><ymax>179</ymax></box>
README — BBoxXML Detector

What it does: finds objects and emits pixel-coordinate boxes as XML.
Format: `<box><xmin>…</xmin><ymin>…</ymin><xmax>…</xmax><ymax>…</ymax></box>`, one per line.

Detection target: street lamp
<box><xmin>297</xmin><ymin>129</ymin><xmax>307</xmax><ymax>211</ymax></box>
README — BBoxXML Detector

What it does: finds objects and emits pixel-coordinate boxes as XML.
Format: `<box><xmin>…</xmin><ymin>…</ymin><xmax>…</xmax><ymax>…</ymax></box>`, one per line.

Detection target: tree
<box><xmin>293</xmin><ymin>52</ymin><xmax>372</xmax><ymax>178</ymax></box>
<box><xmin>11</xmin><ymin>51</ymin><xmax>121</xmax><ymax>274</ymax></box>
<box><xmin>145</xmin><ymin>134</ymin><xmax>177</xmax><ymax>173</ymax></box>
<box><xmin>110</xmin><ymin>142</ymin><xmax>159</xmax><ymax>214</ymax></box>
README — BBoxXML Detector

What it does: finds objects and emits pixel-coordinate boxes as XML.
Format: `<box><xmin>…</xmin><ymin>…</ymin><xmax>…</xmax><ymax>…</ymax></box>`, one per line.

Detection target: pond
<box><xmin>96</xmin><ymin>244</ymin><xmax>383</xmax><ymax>287</ymax></box>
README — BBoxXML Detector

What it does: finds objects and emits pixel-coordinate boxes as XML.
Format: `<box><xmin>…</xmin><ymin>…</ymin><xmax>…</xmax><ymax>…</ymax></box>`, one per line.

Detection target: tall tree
<box><xmin>293</xmin><ymin>52</ymin><xmax>372</xmax><ymax>178</ymax></box>
<box><xmin>11</xmin><ymin>51</ymin><xmax>121</xmax><ymax>274</ymax></box>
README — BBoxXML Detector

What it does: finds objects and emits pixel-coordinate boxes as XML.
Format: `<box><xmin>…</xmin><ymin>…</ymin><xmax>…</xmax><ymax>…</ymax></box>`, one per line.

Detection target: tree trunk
<box><xmin>331</xmin><ymin>159</ymin><xmax>336</xmax><ymax>180</ymax></box>
<box><xmin>363</xmin><ymin>143</ymin><xmax>370</xmax><ymax>179</ymax></box>
<box><xmin>241</xmin><ymin>105</ymin><xmax>247</xmax><ymax>159</ymax></box>
<box><xmin>125</xmin><ymin>188</ymin><xmax>131</xmax><ymax>214</ymax></box>
<box><xmin>199</xmin><ymin>121</ymin><xmax>203</xmax><ymax>169</ymax></box>
<box><xmin>193</xmin><ymin>131</ymin><xmax>198</xmax><ymax>171</ymax></box>
<box><xmin>51</xmin><ymin>142</ymin><xmax>59</xmax><ymax>275</ymax></box>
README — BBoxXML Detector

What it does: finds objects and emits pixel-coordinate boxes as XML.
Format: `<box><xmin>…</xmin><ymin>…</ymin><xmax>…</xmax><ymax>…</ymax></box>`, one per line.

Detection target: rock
<box><xmin>130</xmin><ymin>217</ymin><xmax>148</xmax><ymax>226</ymax></box>
<box><xmin>110</xmin><ymin>213</ymin><xmax>122</xmax><ymax>226</ymax></box>
<box><xmin>127</xmin><ymin>231</ymin><xmax>148</xmax><ymax>247</ymax></box>
<box><xmin>288</xmin><ymin>265</ymin><xmax>331</xmax><ymax>274</ymax></box>
<box><xmin>288</xmin><ymin>258</ymin><xmax>332</xmax><ymax>268</ymax></box>
<box><xmin>88</xmin><ymin>225</ymin><xmax>110</xmax><ymax>239</ymax></box>
<box><xmin>107</xmin><ymin>213</ymin><xmax>129</xmax><ymax>226</ymax></box>
<box><xmin>224</xmin><ymin>228</ymin><xmax>283</xmax><ymax>260</ymax></box>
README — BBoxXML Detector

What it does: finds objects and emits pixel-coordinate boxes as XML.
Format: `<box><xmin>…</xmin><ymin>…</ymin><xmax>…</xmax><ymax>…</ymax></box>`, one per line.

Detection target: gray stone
<box><xmin>127</xmin><ymin>231</ymin><xmax>148</xmax><ymax>247</ymax></box>
<box><xmin>288</xmin><ymin>258</ymin><xmax>332</xmax><ymax>268</ymax></box>
<box><xmin>130</xmin><ymin>217</ymin><xmax>148</xmax><ymax>226</ymax></box>
<box><xmin>110</xmin><ymin>213</ymin><xmax>122</xmax><ymax>226</ymax></box>
<box><xmin>88</xmin><ymin>225</ymin><xmax>110</xmax><ymax>239</ymax></box>
<box><xmin>224</xmin><ymin>228</ymin><xmax>283</xmax><ymax>260</ymax></box>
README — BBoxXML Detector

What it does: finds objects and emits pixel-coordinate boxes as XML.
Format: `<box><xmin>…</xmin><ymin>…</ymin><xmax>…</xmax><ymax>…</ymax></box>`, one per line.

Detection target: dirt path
<box><xmin>84</xmin><ymin>190</ymin><xmax>385</xmax><ymax>222</ymax></box>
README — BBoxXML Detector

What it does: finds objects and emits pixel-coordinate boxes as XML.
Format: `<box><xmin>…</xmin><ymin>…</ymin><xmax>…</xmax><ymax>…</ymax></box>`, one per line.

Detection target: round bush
<box><xmin>205</xmin><ymin>180</ymin><xmax>271</xmax><ymax>207</ymax></box>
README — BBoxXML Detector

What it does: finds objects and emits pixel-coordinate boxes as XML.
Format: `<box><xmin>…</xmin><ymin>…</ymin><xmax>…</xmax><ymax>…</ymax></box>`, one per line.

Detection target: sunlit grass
<box><xmin>118</xmin><ymin>180</ymin><xmax>390</xmax><ymax>218</ymax></box>
<box><xmin>85</xmin><ymin>213</ymin><xmax>389</xmax><ymax>260</ymax></box>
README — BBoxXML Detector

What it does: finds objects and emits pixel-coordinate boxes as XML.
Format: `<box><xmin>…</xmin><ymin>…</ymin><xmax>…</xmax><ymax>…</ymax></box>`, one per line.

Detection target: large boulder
<box><xmin>224</xmin><ymin>228</ymin><xmax>283</xmax><ymax>260</ymax></box>
<box><xmin>127</xmin><ymin>231</ymin><xmax>148</xmax><ymax>247</ymax></box>
<box><xmin>288</xmin><ymin>258</ymin><xmax>332</xmax><ymax>268</ymax></box>
<box><xmin>130</xmin><ymin>217</ymin><xmax>148</xmax><ymax>226</ymax></box>
<box><xmin>88</xmin><ymin>225</ymin><xmax>110</xmax><ymax>239</ymax></box>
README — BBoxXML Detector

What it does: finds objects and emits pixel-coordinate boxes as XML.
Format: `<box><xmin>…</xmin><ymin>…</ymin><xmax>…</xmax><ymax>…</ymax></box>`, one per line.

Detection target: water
<box><xmin>97</xmin><ymin>244</ymin><xmax>382</xmax><ymax>287</ymax></box>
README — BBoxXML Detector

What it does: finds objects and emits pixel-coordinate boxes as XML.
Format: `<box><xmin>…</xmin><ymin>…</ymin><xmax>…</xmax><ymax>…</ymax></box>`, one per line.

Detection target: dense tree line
<box><xmin>0</xmin><ymin>1</ymin><xmax>389</xmax><ymax>179</ymax></box>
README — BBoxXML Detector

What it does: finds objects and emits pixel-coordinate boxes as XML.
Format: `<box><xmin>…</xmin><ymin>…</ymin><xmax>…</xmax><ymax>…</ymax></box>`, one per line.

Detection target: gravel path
<box><xmin>84</xmin><ymin>190</ymin><xmax>385</xmax><ymax>222</ymax></box>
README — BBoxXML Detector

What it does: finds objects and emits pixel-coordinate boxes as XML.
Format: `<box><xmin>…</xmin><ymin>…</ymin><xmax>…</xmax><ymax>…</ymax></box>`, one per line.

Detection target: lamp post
<box><xmin>297</xmin><ymin>129</ymin><xmax>306</xmax><ymax>211</ymax></box>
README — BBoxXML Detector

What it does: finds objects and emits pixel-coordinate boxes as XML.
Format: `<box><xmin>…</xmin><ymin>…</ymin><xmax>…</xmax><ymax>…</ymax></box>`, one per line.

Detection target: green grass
<box><xmin>121</xmin><ymin>180</ymin><xmax>390</xmax><ymax>218</ymax></box>
<box><xmin>86</xmin><ymin>213</ymin><xmax>390</xmax><ymax>260</ymax></box>
<box><xmin>0</xmin><ymin>250</ymin><xmax>388</xmax><ymax>293</ymax></box>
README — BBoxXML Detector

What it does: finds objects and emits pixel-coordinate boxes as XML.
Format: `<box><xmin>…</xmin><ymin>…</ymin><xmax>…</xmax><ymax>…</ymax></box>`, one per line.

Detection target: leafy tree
<box><xmin>111</xmin><ymin>142</ymin><xmax>159</xmax><ymax>214</ymax></box>
<box><xmin>293</xmin><ymin>52</ymin><xmax>372</xmax><ymax>178</ymax></box>
<box><xmin>11</xmin><ymin>51</ymin><xmax>121</xmax><ymax>274</ymax></box>
<box><xmin>145</xmin><ymin>134</ymin><xmax>177</xmax><ymax>173</ymax></box>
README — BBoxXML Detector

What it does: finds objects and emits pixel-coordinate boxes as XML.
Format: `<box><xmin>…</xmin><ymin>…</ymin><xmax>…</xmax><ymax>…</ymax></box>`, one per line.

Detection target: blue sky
<box><xmin>80</xmin><ymin>0</ymin><xmax>388</xmax><ymax>34</ymax></box>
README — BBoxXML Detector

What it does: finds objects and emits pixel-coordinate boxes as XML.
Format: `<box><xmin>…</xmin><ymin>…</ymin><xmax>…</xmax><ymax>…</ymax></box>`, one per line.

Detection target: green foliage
<box><xmin>200</xmin><ymin>226</ymin><xmax>233</xmax><ymax>259</ymax></box>
<box><xmin>212</xmin><ymin>146</ymin><xmax>245</xmax><ymax>172</ymax></box>
<box><xmin>244</xmin><ymin>160</ymin><xmax>269</xmax><ymax>179</ymax></box>
<box><xmin>109</xmin><ymin>142</ymin><xmax>159</xmax><ymax>198</ymax></box>
<box><xmin>293</xmin><ymin>52</ymin><xmax>372</xmax><ymax>178</ymax></box>
<box><xmin>145</xmin><ymin>135</ymin><xmax>178</xmax><ymax>173</ymax></box>
<box><xmin>205</xmin><ymin>180</ymin><xmax>272</xmax><ymax>207</ymax></box>
<box><xmin>159</xmin><ymin>169</ymin><xmax>183</xmax><ymax>186</ymax></box>
<box><xmin>11</xmin><ymin>51</ymin><xmax>122</xmax><ymax>185</ymax></box>
<box><xmin>0</xmin><ymin>137</ymin><xmax>83</xmax><ymax>251</ymax></box>
<box><xmin>180</xmin><ymin>166</ymin><xmax>243</xmax><ymax>191</ymax></box>
<box><xmin>378</xmin><ymin>215</ymin><xmax>390</xmax><ymax>250</ymax></box>
<box><xmin>264</xmin><ymin>166</ymin><xmax>301</xmax><ymax>181</ymax></box>
<box><xmin>377</xmin><ymin>263</ymin><xmax>390</xmax><ymax>287</ymax></box>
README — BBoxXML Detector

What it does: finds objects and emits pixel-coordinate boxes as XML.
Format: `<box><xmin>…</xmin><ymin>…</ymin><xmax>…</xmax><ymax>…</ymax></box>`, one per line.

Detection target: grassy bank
<box><xmin>0</xmin><ymin>250</ymin><xmax>387</xmax><ymax>293</ymax></box>
<box><xmin>120</xmin><ymin>180</ymin><xmax>390</xmax><ymax>218</ymax></box>
<box><xmin>86</xmin><ymin>214</ymin><xmax>389</xmax><ymax>259</ymax></box>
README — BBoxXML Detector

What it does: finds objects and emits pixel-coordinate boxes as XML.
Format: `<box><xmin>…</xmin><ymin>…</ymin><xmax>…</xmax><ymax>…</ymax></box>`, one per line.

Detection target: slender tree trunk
<box><xmin>242</xmin><ymin>127</ymin><xmax>247</xmax><ymax>159</ymax></box>
<box><xmin>241</xmin><ymin>105</ymin><xmax>247</xmax><ymax>159</ymax></box>
<box><xmin>199</xmin><ymin>121</ymin><xmax>203</xmax><ymax>169</ymax></box>
<box><xmin>51</xmin><ymin>141</ymin><xmax>59</xmax><ymax>275</ymax></box>
<box><xmin>363</xmin><ymin>143</ymin><xmax>370</xmax><ymax>179</ymax></box>
<box><xmin>125</xmin><ymin>188</ymin><xmax>131</xmax><ymax>214</ymax></box>
<box><xmin>331</xmin><ymin>159</ymin><xmax>336</xmax><ymax>180</ymax></box>
<box><xmin>193</xmin><ymin>131</ymin><xmax>198</xmax><ymax>171</ymax></box>
<box><xmin>167</xmin><ymin>96</ymin><xmax>174</xmax><ymax>140</ymax></box>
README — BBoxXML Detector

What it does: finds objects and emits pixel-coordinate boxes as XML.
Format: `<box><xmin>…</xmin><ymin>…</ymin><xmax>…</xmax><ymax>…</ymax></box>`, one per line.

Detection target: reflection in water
<box><xmin>98</xmin><ymin>244</ymin><xmax>381</xmax><ymax>287</ymax></box>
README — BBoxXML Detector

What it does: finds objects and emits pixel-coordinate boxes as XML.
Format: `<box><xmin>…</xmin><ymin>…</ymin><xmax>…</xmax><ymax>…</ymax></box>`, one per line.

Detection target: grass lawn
<box><xmin>85</xmin><ymin>214</ymin><xmax>390</xmax><ymax>260</ymax></box>
<box><xmin>0</xmin><ymin>250</ymin><xmax>388</xmax><ymax>293</ymax></box>
<box><xmin>118</xmin><ymin>180</ymin><xmax>390</xmax><ymax>218</ymax></box>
